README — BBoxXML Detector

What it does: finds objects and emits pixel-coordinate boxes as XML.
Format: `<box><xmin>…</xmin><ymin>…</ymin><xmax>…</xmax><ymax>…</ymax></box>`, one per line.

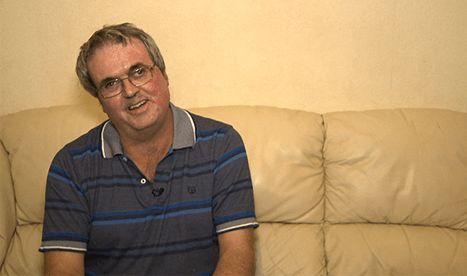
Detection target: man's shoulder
<box><xmin>188</xmin><ymin>112</ymin><xmax>234</xmax><ymax>133</ymax></box>
<box><xmin>55</xmin><ymin>122</ymin><xmax>106</xmax><ymax>158</ymax></box>
<box><xmin>187</xmin><ymin>112</ymin><xmax>246</xmax><ymax>156</ymax></box>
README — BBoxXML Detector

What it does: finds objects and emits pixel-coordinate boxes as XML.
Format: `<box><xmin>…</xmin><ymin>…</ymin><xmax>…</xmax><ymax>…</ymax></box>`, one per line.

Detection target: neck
<box><xmin>114</xmin><ymin>109</ymin><xmax>174</xmax><ymax>180</ymax></box>
<box><xmin>121</xmin><ymin>122</ymin><xmax>173</xmax><ymax>157</ymax></box>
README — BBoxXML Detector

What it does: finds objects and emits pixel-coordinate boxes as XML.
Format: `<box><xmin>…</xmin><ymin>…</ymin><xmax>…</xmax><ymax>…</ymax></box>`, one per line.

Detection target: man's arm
<box><xmin>214</xmin><ymin>228</ymin><xmax>256</xmax><ymax>276</ymax></box>
<box><xmin>44</xmin><ymin>251</ymin><xmax>85</xmax><ymax>276</ymax></box>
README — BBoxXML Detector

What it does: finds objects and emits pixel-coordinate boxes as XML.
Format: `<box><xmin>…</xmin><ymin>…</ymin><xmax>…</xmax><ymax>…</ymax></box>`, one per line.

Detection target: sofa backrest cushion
<box><xmin>323</xmin><ymin>108</ymin><xmax>467</xmax><ymax>229</ymax></box>
<box><xmin>189</xmin><ymin>106</ymin><xmax>325</xmax><ymax>223</ymax></box>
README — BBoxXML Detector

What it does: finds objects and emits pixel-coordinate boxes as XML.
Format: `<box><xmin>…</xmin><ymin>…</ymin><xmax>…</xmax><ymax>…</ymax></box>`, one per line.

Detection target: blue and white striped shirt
<box><xmin>40</xmin><ymin>103</ymin><xmax>258</xmax><ymax>276</ymax></box>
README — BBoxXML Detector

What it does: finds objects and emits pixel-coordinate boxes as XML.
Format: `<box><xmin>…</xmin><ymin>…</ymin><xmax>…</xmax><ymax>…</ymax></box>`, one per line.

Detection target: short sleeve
<box><xmin>39</xmin><ymin>148</ymin><xmax>90</xmax><ymax>253</ymax></box>
<box><xmin>211</xmin><ymin>126</ymin><xmax>259</xmax><ymax>234</ymax></box>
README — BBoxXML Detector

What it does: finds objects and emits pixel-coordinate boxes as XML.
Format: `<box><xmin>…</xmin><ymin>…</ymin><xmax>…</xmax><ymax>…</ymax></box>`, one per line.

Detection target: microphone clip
<box><xmin>152</xmin><ymin>188</ymin><xmax>164</xmax><ymax>197</ymax></box>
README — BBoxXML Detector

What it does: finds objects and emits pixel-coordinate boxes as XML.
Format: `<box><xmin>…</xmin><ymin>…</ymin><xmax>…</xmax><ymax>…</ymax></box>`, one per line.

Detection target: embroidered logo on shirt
<box><xmin>187</xmin><ymin>186</ymin><xmax>196</xmax><ymax>194</ymax></box>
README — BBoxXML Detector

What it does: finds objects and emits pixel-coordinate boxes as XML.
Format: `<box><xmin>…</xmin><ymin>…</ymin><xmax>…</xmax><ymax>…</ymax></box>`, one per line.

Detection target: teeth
<box><xmin>129</xmin><ymin>100</ymin><xmax>147</xmax><ymax>110</ymax></box>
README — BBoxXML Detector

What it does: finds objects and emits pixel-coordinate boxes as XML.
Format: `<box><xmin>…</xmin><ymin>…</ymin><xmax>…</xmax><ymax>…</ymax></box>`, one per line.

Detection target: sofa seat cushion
<box><xmin>255</xmin><ymin>223</ymin><xmax>325</xmax><ymax>276</ymax></box>
<box><xmin>325</xmin><ymin>223</ymin><xmax>467</xmax><ymax>275</ymax></box>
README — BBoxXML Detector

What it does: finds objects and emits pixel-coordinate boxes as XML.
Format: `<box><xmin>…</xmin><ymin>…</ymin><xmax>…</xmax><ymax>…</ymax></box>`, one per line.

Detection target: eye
<box><xmin>132</xmin><ymin>67</ymin><xmax>147</xmax><ymax>78</ymax></box>
<box><xmin>104</xmin><ymin>79</ymin><xmax>119</xmax><ymax>90</ymax></box>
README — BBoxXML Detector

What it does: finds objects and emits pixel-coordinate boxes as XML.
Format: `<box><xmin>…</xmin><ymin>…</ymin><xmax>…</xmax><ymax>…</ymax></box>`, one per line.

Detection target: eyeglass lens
<box><xmin>100</xmin><ymin>66</ymin><xmax>153</xmax><ymax>97</ymax></box>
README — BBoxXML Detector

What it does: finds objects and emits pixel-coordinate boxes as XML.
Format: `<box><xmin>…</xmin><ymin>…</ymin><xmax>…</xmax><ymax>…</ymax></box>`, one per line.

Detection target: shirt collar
<box><xmin>101</xmin><ymin>103</ymin><xmax>196</xmax><ymax>158</ymax></box>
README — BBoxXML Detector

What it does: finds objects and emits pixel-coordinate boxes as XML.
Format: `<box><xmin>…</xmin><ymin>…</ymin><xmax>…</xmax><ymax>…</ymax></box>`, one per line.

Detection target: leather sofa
<box><xmin>1</xmin><ymin>104</ymin><xmax>467</xmax><ymax>275</ymax></box>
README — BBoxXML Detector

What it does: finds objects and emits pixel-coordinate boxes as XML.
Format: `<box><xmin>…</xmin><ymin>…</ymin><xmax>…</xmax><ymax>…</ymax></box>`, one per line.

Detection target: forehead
<box><xmin>88</xmin><ymin>38</ymin><xmax>152</xmax><ymax>82</ymax></box>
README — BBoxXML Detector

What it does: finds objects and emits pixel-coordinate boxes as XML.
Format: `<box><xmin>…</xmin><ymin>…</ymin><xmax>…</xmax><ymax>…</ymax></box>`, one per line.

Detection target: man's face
<box><xmin>87</xmin><ymin>38</ymin><xmax>171</xmax><ymax>135</ymax></box>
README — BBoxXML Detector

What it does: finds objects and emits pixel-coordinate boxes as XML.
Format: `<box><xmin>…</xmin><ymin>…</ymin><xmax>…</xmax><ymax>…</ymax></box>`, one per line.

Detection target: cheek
<box><xmin>146</xmin><ymin>83</ymin><xmax>170</xmax><ymax>102</ymax></box>
<box><xmin>100</xmin><ymin>100</ymin><xmax>123</xmax><ymax>117</ymax></box>
<box><xmin>148</xmin><ymin>73</ymin><xmax>170</xmax><ymax>98</ymax></box>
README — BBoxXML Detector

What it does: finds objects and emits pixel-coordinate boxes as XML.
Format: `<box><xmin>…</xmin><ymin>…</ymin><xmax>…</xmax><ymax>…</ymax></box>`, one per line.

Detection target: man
<box><xmin>40</xmin><ymin>23</ymin><xmax>258</xmax><ymax>276</ymax></box>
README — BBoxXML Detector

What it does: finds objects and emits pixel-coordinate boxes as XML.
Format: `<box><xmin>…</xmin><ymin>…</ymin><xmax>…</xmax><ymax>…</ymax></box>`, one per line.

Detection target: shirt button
<box><xmin>141</xmin><ymin>178</ymin><xmax>147</xmax><ymax>184</ymax></box>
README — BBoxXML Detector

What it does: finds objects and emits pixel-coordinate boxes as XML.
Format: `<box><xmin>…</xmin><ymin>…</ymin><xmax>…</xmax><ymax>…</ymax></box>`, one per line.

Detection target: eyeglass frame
<box><xmin>96</xmin><ymin>64</ymin><xmax>156</xmax><ymax>99</ymax></box>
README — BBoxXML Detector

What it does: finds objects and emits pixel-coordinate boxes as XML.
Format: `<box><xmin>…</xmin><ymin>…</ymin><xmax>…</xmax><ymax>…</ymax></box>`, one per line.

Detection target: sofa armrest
<box><xmin>0</xmin><ymin>139</ymin><xmax>16</xmax><ymax>267</ymax></box>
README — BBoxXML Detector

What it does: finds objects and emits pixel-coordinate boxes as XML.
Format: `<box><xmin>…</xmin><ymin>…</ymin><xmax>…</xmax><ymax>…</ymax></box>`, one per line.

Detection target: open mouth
<box><xmin>128</xmin><ymin>100</ymin><xmax>148</xmax><ymax>111</ymax></box>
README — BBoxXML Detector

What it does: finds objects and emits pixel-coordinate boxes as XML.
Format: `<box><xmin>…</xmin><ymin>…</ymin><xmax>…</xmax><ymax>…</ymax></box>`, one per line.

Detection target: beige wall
<box><xmin>1</xmin><ymin>0</ymin><xmax>467</xmax><ymax>117</ymax></box>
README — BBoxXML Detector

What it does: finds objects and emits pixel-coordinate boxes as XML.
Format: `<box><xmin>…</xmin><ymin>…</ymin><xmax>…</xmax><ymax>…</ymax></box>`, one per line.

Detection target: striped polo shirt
<box><xmin>40</xmin><ymin>103</ymin><xmax>258</xmax><ymax>276</ymax></box>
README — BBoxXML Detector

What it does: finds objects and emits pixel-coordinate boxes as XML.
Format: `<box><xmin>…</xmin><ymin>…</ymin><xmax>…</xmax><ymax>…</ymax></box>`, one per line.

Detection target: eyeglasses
<box><xmin>97</xmin><ymin>64</ymin><xmax>156</xmax><ymax>99</ymax></box>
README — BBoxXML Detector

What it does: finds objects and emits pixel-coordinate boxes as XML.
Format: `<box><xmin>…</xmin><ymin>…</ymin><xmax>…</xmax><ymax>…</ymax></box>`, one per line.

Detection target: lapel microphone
<box><xmin>152</xmin><ymin>188</ymin><xmax>164</xmax><ymax>197</ymax></box>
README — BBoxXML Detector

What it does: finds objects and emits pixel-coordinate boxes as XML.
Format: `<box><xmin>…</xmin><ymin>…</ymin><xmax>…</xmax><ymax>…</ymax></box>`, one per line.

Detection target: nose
<box><xmin>121</xmin><ymin>78</ymin><xmax>139</xmax><ymax>98</ymax></box>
